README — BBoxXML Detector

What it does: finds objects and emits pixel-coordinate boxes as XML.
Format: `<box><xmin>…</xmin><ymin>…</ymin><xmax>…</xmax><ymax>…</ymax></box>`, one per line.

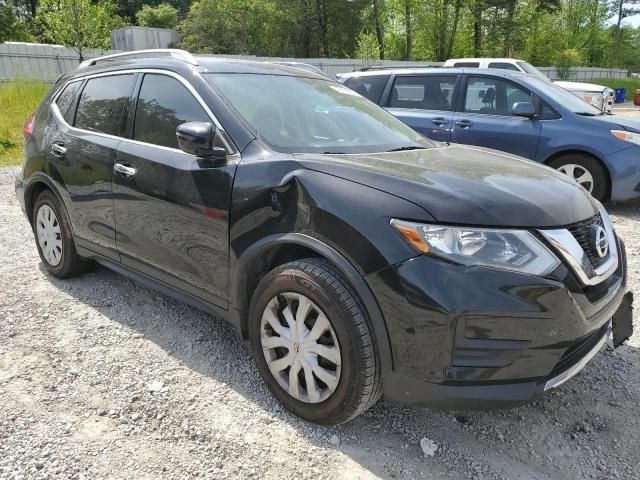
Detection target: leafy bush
<box><xmin>556</xmin><ymin>49</ymin><xmax>581</xmax><ymax>81</ymax></box>
<box><xmin>136</xmin><ymin>3</ymin><xmax>178</xmax><ymax>29</ymax></box>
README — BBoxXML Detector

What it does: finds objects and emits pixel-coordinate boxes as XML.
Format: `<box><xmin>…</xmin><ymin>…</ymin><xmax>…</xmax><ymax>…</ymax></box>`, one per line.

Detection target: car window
<box><xmin>464</xmin><ymin>77</ymin><xmax>532</xmax><ymax>116</ymax></box>
<box><xmin>453</xmin><ymin>62</ymin><xmax>479</xmax><ymax>67</ymax></box>
<box><xmin>205</xmin><ymin>73</ymin><xmax>431</xmax><ymax>154</ymax></box>
<box><xmin>75</xmin><ymin>74</ymin><xmax>135</xmax><ymax>136</ymax></box>
<box><xmin>55</xmin><ymin>81</ymin><xmax>82</xmax><ymax>124</ymax></box>
<box><xmin>342</xmin><ymin>75</ymin><xmax>388</xmax><ymax>103</ymax></box>
<box><xmin>133</xmin><ymin>74</ymin><xmax>210</xmax><ymax>149</ymax></box>
<box><xmin>488</xmin><ymin>62</ymin><xmax>520</xmax><ymax>72</ymax></box>
<box><xmin>389</xmin><ymin>76</ymin><xmax>456</xmax><ymax>111</ymax></box>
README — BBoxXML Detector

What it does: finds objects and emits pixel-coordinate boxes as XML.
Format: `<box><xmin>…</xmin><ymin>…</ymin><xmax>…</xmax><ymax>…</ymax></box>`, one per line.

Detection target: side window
<box><xmin>75</xmin><ymin>74</ymin><xmax>135</xmax><ymax>136</ymax></box>
<box><xmin>464</xmin><ymin>77</ymin><xmax>531</xmax><ymax>116</ymax></box>
<box><xmin>390</xmin><ymin>75</ymin><xmax>456</xmax><ymax>111</ymax></box>
<box><xmin>343</xmin><ymin>75</ymin><xmax>388</xmax><ymax>103</ymax></box>
<box><xmin>55</xmin><ymin>81</ymin><xmax>82</xmax><ymax>124</ymax></box>
<box><xmin>487</xmin><ymin>62</ymin><xmax>520</xmax><ymax>72</ymax></box>
<box><xmin>453</xmin><ymin>62</ymin><xmax>479</xmax><ymax>67</ymax></box>
<box><xmin>133</xmin><ymin>74</ymin><xmax>210</xmax><ymax>149</ymax></box>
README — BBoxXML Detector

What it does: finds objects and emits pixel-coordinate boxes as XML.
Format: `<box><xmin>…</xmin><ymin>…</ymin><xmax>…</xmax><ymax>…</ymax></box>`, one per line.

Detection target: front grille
<box><xmin>548</xmin><ymin>323</ymin><xmax>609</xmax><ymax>379</ymax></box>
<box><xmin>567</xmin><ymin>213</ymin><xmax>607</xmax><ymax>269</ymax></box>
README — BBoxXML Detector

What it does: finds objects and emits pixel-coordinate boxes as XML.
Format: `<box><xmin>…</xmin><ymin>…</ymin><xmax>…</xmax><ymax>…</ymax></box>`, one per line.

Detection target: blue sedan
<box><xmin>339</xmin><ymin>68</ymin><xmax>640</xmax><ymax>202</ymax></box>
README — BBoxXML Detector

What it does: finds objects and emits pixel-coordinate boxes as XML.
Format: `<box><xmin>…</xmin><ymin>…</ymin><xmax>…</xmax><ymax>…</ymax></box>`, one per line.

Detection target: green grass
<box><xmin>591</xmin><ymin>78</ymin><xmax>640</xmax><ymax>101</ymax></box>
<box><xmin>0</xmin><ymin>81</ymin><xmax>49</xmax><ymax>167</ymax></box>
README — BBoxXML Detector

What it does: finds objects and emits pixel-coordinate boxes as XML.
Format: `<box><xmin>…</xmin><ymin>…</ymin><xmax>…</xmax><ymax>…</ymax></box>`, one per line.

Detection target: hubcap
<box><xmin>36</xmin><ymin>204</ymin><xmax>63</xmax><ymax>266</ymax></box>
<box><xmin>260</xmin><ymin>292</ymin><xmax>341</xmax><ymax>403</ymax></box>
<box><xmin>557</xmin><ymin>164</ymin><xmax>594</xmax><ymax>193</ymax></box>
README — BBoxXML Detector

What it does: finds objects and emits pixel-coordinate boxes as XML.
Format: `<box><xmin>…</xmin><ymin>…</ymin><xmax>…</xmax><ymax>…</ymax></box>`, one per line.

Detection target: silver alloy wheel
<box><xmin>557</xmin><ymin>163</ymin><xmax>595</xmax><ymax>193</ymax></box>
<box><xmin>36</xmin><ymin>204</ymin><xmax>63</xmax><ymax>267</ymax></box>
<box><xmin>260</xmin><ymin>292</ymin><xmax>341</xmax><ymax>403</ymax></box>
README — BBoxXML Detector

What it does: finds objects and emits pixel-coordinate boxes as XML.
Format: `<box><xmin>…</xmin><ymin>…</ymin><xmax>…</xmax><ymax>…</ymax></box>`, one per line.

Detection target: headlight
<box><xmin>612</xmin><ymin>130</ymin><xmax>640</xmax><ymax>146</ymax></box>
<box><xmin>391</xmin><ymin>220</ymin><xmax>560</xmax><ymax>276</ymax></box>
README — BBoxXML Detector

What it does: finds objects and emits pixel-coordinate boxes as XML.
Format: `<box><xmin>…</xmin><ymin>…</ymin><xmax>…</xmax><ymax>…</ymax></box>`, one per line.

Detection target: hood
<box><xmin>554</xmin><ymin>81</ymin><xmax>609</xmax><ymax>93</ymax></box>
<box><xmin>295</xmin><ymin>144</ymin><xmax>598</xmax><ymax>228</ymax></box>
<box><xmin>600</xmin><ymin>114</ymin><xmax>640</xmax><ymax>133</ymax></box>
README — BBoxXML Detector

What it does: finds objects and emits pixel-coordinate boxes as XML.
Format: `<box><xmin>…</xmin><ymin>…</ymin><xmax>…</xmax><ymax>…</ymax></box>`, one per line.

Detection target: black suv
<box><xmin>16</xmin><ymin>49</ymin><xmax>633</xmax><ymax>424</ymax></box>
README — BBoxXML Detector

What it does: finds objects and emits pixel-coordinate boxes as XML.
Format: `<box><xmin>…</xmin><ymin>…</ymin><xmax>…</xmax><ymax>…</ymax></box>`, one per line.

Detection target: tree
<box><xmin>356</xmin><ymin>30</ymin><xmax>380</xmax><ymax>67</ymax></box>
<box><xmin>556</xmin><ymin>48</ymin><xmax>580</xmax><ymax>79</ymax></box>
<box><xmin>38</xmin><ymin>0</ymin><xmax>125</xmax><ymax>62</ymax></box>
<box><xmin>136</xmin><ymin>3</ymin><xmax>177</xmax><ymax>28</ymax></box>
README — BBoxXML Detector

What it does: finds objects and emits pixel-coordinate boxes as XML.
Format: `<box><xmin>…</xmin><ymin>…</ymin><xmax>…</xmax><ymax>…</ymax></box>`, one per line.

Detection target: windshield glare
<box><xmin>527</xmin><ymin>77</ymin><xmax>602</xmax><ymax>115</ymax></box>
<box><xmin>205</xmin><ymin>73</ymin><xmax>431</xmax><ymax>154</ymax></box>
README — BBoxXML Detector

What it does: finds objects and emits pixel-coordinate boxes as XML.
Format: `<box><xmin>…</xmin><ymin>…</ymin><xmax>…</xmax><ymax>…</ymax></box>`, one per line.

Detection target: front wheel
<box><xmin>248</xmin><ymin>258</ymin><xmax>382</xmax><ymax>424</ymax></box>
<box><xmin>549</xmin><ymin>154</ymin><xmax>608</xmax><ymax>201</ymax></box>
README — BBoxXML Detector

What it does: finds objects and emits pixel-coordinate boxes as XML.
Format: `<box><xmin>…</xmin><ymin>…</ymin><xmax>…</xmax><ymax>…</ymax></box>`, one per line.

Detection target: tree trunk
<box><xmin>373</xmin><ymin>0</ymin><xmax>384</xmax><ymax>60</ymax></box>
<box><xmin>502</xmin><ymin>0</ymin><xmax>516</xmax><ymax>57</ymax></box>
<box><xmin>472</xmin><ymin>0</ymin><xmax>482</xmax><ymax>56</ymax></box>
<box><xmin>315</xmin><ymin>0</ymin><xmax>329</xmax><ymax>57</ymax></box>
<box><xmin>298</xmin><ymin>0</ymin><xmax>312</xmax><ymax>57</ymax></box>
<box><xmin>446</xmin><ymin>0</ymin><xmax>462</xmax><ymax>59</ymax></box>
<box><xmin>616</xmin><ymin>0</ymin><xmax>623</xmax><ymax>42</ymax></box>
<box><xmin>405</xmin><ymin>0</ymin><xmax>412</xmax><ymax>60</ymax></box>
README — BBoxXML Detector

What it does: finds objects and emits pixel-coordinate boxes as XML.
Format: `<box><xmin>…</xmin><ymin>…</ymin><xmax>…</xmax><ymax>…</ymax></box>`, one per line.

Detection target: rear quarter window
<box><xmin>487</xmin><ymin>62</ymin><xmax>520</xmax><ymax>71</ymax></box>
<box><xmin>343</xmin><ymin>75</ymin><xmax>389</xmax><ymax>103</ymax></box>
<box><xmin>453</xmin><ymin>62</ymin><xmax>479</xmax><ymax>67</ymax></box>
<box><xmin>55</xmin><ymin>81</ymin><xmax>82</xmax><ymax>124</ymax></box>
<box><xmin>75</xmin><ymin>74</ymin><xmax>135</xmax><ymax>136</ymax></box>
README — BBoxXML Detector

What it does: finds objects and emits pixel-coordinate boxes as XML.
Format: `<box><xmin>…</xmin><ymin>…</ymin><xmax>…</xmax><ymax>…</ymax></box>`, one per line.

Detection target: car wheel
<box><xmin>549</xmin><ymin>154</ymin><xmax>608</xmax><ymax>201</ymax></box>
<box><xmin>248</xmin><ymin>258</ymin><xmax>382</xmax><ymax>424</ymax></box>
<box><xmin>33</xmin><ymin>190</ymin><xmax>88</xmax><ymax>278</ymax></box>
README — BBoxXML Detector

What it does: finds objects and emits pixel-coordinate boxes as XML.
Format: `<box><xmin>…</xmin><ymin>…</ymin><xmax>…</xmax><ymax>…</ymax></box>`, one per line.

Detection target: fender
<box><xmin>22</xmin><ymin>172</ymin><xmax>72</xmax><ymax>230</ymax></box>
<box><xmin>231</xmin><ymin>232</ymin><xmax>394</xmax><ymax>372</ymax></box>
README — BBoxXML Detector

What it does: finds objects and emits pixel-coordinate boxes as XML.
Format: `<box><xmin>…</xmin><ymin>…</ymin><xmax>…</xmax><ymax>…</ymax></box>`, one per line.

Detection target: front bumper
<box><xmin>605</xmin><ymin>146</ymin><xmax>640</xmax><ymax>201</ymax></box>
<box><xmin>368</xmin><ymin>238</ymin><xmax>629</xmax><ymax>410</ymax></box>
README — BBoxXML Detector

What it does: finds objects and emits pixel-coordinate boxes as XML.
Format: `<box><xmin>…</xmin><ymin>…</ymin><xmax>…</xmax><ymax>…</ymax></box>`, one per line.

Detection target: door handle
<box><xmin>51</xmin><ymin>142</ymin><xmax>67</xmax><ymax>157</ymax></box>
<box><xmin>455</xmin><ymin>120</ymin><xmax>473</xmax><ymax>128</ymax></box>
<box><xmin>114</xmin><ymin>162</ymin><xmax>137</xmax><ymax>178</ymax></box>
<box><xmin>432</xmin><ymin>117</ymin><xmax>447</xmax><ymax>126</ymax></box>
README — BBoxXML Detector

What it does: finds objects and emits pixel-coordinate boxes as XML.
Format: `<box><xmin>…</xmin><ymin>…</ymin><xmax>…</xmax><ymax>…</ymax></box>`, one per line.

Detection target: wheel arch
<box><xmin>544</xmin><ymin>149</ymin><xmax>611</xmax><ymax>200</ymax></box>
<box><xmin>231</xmin><ymin>233</ymin><xmax>394</xmax><ymax>371</ymax></box>
<box><xmin>24</xmin><ymin>175</ymin><xmax>66</xmax><ymax>227</ymax></box>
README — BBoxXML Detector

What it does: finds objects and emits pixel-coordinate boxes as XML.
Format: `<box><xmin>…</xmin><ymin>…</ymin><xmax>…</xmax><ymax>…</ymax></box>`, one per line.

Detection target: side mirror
<box><xmin>176</xmin><ymin>122</ymin><xmax>227</xmax><ymax>159</ymax></box>
<box><xmin>512</xmin><ymin>102</ymin><xmax>536</xmax><ymax>119</ymax></box>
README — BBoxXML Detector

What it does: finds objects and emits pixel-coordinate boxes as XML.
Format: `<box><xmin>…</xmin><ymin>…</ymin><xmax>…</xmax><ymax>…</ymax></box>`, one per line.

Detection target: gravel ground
<box><xmin>1</xmin><ymin>164</ymin><xmax>639</xmax><ymax>480</ymax></box>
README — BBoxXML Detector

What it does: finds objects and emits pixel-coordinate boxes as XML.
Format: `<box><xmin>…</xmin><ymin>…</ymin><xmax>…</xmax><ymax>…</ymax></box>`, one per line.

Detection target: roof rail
<box><xmin>78</xmin><ymin>49</ymin><xmax>199</xmax><ymax>69</ymax></box>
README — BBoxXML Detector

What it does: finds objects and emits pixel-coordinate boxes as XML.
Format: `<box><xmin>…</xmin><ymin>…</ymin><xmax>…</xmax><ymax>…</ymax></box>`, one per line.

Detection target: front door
<box><xmin>385</xmin><ymin>74</ymin><xmax>457</xmax><ymax>142</ymax></box>
<box><xmin>451</xmin><ymin>76</ymin><xmax>542</xmax><ymax>159</ymax></box>
<box><xmin>113</xmin><ymin>72</ymin><xmax>237</xmax><ymax>306</ymax></box>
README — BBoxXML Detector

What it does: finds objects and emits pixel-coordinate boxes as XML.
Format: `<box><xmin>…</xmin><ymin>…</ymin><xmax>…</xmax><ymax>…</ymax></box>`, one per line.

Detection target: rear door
<box><xmin>451</xmin><ymin>75</ymin><xmax>542</xmax><ymax>159</ymax></box>
<box><xmin>385</xmin><ymin>74</ymin><xmax>458</xmax><ymax>142</ymax></box>
<box><xmin>48</xmin><ymin>73</ymin><xmax>136</xmax><ymax>261</ymax></box>
<box><xmin>112</xmin><ymin>72</ymin><xmax>237</xmax><ymax>307</ymax></box>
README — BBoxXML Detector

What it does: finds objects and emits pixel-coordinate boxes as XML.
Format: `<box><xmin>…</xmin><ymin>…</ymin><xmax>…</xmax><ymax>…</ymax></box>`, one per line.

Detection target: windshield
<box><xmin>526</xmin><ymin>77</ymin><xmax>603</xmax><ymax>115</ymax></box>
<box><xmin>516</xmin><ymin>61</ymin><xmax>549</xmax><ymax>81</ymax></box>
<box><xmin>205</xmin><ymin>73</ymin><xmax>431</xmax><ymax>154</ymax></box>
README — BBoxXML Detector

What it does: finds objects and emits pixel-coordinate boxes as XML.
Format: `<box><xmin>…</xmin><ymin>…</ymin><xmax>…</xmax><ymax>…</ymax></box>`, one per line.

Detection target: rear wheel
<box><xmin>248</xmin><ymin>258</ymin><xmax>382</xmax><ymax>424</ymax></box>
<box><xmin>32</xmin><ymin>190</ymin><xmax>88</xmax><ymax>278</ymax></box>
<box><xmin>549</xmin><ymin>154</ymin><xmax>608</xmax><ymax>201</ymax></box>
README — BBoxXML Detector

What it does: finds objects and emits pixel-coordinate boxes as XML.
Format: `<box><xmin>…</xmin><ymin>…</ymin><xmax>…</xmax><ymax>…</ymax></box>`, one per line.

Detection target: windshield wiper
<box><xmin>575</xmin><ymin>112</ymin><xmax>601</xmax><ymax>116</ymax></box>
<box><xmin>386</xmin><ymin>145</ymin><xmax>427</xmax><ymax>152</ymax></box>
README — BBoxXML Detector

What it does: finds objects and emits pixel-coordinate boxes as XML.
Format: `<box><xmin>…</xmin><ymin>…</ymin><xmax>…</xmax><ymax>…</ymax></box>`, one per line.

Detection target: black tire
<box><xmin>32</xmin><ymin>190</ymin><xmax>88</xmax><ymax>278</ymax></box>
<box><xmin>248</xmin><ymin>258</ymin><xmax>382</xmax><ymax>424</ymax></box>
<box><xmin>549</xmin><ymin>154</ymin><xmax>608</xmax><ymax>201</ymax></box>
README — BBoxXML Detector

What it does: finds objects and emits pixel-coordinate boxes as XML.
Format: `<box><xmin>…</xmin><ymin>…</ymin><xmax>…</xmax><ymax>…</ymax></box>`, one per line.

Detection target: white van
<box><xmin>443</xmin><ymin>58</ymin><xmax>614</xmax><ymax>112</ymax></box>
